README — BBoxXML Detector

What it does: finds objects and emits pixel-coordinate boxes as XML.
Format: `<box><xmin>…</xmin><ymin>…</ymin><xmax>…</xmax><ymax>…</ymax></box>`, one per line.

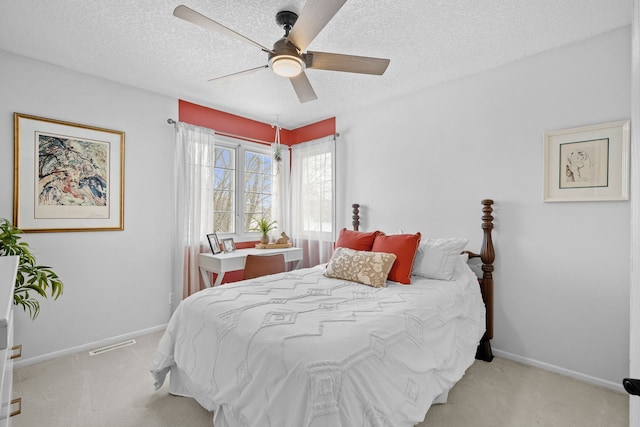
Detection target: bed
<box><xmin>151</xmin><ymin>200</ymin><xmax>495</xmax><ymax>427</ymax></box>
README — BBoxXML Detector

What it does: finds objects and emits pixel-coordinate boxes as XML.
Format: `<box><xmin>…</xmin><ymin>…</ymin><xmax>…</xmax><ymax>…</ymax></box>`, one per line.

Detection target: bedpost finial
<box><xmin>481</xmin><ymin>200</ymin><xmax>494</xmax><ymax>231</ymax></box>
<box><xmin>352</xmin><ymin>203</ymin><xmax>360</xmax><ymax>231</ymax></box>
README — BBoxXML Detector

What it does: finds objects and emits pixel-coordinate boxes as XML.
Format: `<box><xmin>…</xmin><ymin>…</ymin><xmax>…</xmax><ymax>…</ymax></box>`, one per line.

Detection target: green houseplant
<box><xmin>0</xmin><ymin>219</ymin><xmax>63</xmax><ymax>319</ymax></box>
<box><xmin>250</xmin><ymin>218</ymin><xmax>278</xmax><ymax>244</ymax></box>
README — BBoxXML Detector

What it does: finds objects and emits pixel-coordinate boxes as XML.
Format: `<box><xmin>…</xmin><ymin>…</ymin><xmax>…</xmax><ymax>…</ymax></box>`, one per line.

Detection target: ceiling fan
<box><xmin>173</xmin><ymin>0</ymin><xmax>390</xmax><ymax>103</ymax></box>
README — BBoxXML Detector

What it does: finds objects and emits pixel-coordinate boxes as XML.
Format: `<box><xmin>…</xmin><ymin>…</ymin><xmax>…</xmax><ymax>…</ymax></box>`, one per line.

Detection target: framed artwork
<box><xmin>207</xmin><ymin>233</ymin><xmax>221</xmax><ymax>254</ymax></box>
<box><xmin>13</xmin><ymin>113</ymin><xmax>125</xmax><ymax>232</ymax></box>
<box><xmin>222</xmin><ymin>238</ymin><xmax>236</xmax><ymax>253</ymax></box>
<box><xmin>543</xmin><ymin>120</ymin><xmax>629</xmax><ymax>202</ymax></box>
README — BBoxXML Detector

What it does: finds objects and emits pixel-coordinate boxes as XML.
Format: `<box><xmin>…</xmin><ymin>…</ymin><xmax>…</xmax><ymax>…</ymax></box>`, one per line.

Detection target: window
<box><xmin>291</xmin><ymin>136</ymin><xmax>336</xmax><ymax>267</ymax></box>
<box><xmin>213</xmin><ymin>138</ymin><xmax>273</xmax><ymax>238</ymax></box>
<box><xmin>300</xmin><ymin>151</ymin><xmax>332</xmax><ymax>233</ymax></box>
<box><xmin>214</xmin><ymin>145</ymin><xmax>235</xmax><ymax>233</ymax></box>
<box><xmin>243</xmin><ymin>149</ymin><xmax>273</xmax><ymax>232</ymax></box>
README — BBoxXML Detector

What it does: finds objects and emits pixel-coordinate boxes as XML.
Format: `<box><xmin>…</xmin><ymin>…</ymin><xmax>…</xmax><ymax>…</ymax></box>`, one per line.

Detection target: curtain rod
<box><xmin>167</xmin><ymin>118</ymin><xmax>273</xmax><ymax>145</ymax></box>
<box><xmin>167</xmin><ymin>118</ymin><xmax>339</xmax><ymax>143</ymax></box>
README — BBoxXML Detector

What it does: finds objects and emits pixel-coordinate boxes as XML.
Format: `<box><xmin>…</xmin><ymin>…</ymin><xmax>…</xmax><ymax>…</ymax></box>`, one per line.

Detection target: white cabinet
<box><xmin>0</xmin><ymin>257</ymin><xmax>20</xmax><ymax>426</ymax></box>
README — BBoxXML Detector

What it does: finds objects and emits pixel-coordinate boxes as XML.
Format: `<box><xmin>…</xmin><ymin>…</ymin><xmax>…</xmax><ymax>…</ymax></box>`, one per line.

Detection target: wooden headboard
<box><xmin>350</xmin><ymin>199</ymin><xmax>495</xmax><ymax>362</ymax></box>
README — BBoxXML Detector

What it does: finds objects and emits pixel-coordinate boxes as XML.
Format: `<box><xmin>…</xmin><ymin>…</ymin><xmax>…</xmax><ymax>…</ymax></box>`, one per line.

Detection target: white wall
<box><xmin>0</xmin><ymin>26</ymin><xmax>631</xmax><ymax>388</ymax></box>
<box><xmin>0</xmin><ymin>50</ymin><xmax>177</xmax><ymax>363</ymax></box>
<box><xmin>336</xmin><ymin>26</ymin><xmax>631</xmax><ymax>388</ymax></box>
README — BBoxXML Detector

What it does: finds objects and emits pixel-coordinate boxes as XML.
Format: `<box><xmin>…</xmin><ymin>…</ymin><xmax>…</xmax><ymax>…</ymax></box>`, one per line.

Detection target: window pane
<box><xmin>215</xmin><ymin>147</ymin><xmax>234</xmax><ymax>169</ymax></box>
<box><xmin>243</xmin><ymin>149</ymin><xmax>273</xmax><ymax>232</ymax></box>
<box><xmin>301</xmin><ymin>152</ymin><xmax>332</xmax><ymax>232</ymax></box>
<box><xmin>215</xmin><ymin>212</ymin><xmax>234</xmax><ymax>234</ymax></box>
<box><xmin>244</xmin><ymin>214</ymin><xmax>258</xmax><ymax>233</ymax></box>
<box><xmin>244</xmin><ymin>151</ymin><xmax>260</xmax><ymax>173</ymax></box>
<box><xmin>211</xmin><ymin>144</ymin><xmax>273</xmax><ymax>236</ymax></box>
<box><xmin>214</xmin><ymin>146</ymin><xmax>235</xmax><ymax>233</ymax></box>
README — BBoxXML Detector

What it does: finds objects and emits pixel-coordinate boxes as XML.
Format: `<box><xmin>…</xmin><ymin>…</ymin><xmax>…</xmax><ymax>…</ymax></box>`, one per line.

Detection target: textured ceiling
<box><xmin>0</xmin><ymin>0</ymin><xmax>632</xmax><ymax>128</ymax></box>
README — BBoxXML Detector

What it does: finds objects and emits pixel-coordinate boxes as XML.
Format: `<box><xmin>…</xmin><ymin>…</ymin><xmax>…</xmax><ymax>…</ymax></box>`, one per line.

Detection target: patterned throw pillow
<box><xmin>324</xmin><ymin>247</ymin><xmax>397</xmax><ymax>288</ymax></box>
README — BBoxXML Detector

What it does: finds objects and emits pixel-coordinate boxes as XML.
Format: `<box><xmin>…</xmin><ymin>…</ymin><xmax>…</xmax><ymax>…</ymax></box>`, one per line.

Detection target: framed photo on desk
<box><xmin>207</xmin><ymin>233</ymin><xmax>221</xmax><ymax>254</ymax></box>
<box><xmin>222</xmin><ymin>238</ymin><xmax>236</xmax><ymax>253</ymax></box>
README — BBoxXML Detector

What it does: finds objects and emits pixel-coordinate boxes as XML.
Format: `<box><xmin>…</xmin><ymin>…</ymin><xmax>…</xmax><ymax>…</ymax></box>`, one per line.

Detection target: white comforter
<box><xmin>150</xmin><ymin>258</ymin><xmax>485</xmax><ymax>427</ymax></box>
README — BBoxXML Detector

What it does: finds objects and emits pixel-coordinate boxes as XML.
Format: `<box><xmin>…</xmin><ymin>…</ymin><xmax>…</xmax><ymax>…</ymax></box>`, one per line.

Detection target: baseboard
<box><xmin>13</xmin><ymin>330</ymin><xmax>626</xmax><ymax>394</ymax></box>
<box><xmin>14</xmin><ymin>324</ymin><xmax>167</xmax><ymax>369</ymax></box>
<box><xmin>493</xmin><ymin>348</ymin><xmax>625</xmax><ymax>394</ymax></box>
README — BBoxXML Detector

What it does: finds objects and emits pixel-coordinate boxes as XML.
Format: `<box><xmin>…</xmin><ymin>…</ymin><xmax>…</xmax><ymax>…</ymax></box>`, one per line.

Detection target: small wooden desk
<box><xmin>198</xmin><ymin>247</ymin><xmax>304</xmax><ymax>287</ymax></box>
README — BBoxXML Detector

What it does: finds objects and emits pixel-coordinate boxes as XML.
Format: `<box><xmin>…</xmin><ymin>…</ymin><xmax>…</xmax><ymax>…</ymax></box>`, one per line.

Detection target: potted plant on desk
<box><xmin>250</xmin><ymin>218</ymin><xmax>278</xmax><ymax>245</ymax></box>
<box><xmin>0</xmin><ymin>219</ymin><xmax>63</xmax><ymax>319</ymax></box>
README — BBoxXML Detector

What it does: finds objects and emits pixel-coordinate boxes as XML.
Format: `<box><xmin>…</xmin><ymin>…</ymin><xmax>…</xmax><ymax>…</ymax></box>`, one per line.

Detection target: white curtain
<box><xmin>272</xmin><ymin>143</ymin><xmax>291</xmax><ymax>242</ymax></box>
<box><xmin>173</xmin><ymin>121</ymin><xmax>216</xmax><ymax>300</ymax></box>
<box><xmin>291</xmin><ymin>136</ymin><xmax>336</xmax><ymax>267</ymax></box>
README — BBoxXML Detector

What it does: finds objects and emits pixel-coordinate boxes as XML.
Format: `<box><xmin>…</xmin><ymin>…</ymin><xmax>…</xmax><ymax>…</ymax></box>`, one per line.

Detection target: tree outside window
<box><xmin>214</xmin><ymin>140</ymin><xmax>273</xmax><ymax>236</ymax></box>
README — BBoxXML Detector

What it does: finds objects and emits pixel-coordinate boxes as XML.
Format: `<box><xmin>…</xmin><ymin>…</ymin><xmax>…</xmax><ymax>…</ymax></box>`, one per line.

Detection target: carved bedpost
<box><xmin>352</xmin><ymin>204</ymin><xmax>360</xmax><ymax>231</ymax></box>
<box><xmin>477</xmin><ymin>199</ymin><xmax>495</xmax><ymax>362</ymax></box>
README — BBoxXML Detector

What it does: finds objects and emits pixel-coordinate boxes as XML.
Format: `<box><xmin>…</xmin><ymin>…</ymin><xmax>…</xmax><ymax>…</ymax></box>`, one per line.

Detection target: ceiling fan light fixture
<box><xmin>174</xmin><ymin>5</ymin><xmax>389</xmax><ymax>103</ymax></box>
<box><xmin>270</xmin><ymin>55</ymin><xmax>305</xmax><ymax>77</ymax></box>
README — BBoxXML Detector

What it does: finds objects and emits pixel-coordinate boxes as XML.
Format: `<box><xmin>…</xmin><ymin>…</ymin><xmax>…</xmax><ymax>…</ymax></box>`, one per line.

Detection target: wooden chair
<box><xmin>243</xmin><ymin>254</ymin><xmax>286</xmax><ymax>280</ymax></box>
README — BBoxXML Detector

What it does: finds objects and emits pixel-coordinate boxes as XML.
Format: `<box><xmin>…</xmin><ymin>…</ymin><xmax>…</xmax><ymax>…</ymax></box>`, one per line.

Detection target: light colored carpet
<box><xmin>12</xmin><ymin>330</ymin><xmax>628</xmax><ymax>427</ymax></box>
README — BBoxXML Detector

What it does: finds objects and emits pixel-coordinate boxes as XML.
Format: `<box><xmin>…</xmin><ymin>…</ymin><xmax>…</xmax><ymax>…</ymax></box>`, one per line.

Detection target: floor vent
<box><xmin>88</xmin><ymin>339</ymin><xmax>136</xmax><ymax>356</ymax></box>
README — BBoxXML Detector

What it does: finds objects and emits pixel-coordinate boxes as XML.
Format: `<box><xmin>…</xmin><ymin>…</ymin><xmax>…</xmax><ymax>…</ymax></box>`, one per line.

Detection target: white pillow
<box><xmin>412</xmin><ymin>237</ymin><xmax>468</xmax><ymax>280</ymax></box>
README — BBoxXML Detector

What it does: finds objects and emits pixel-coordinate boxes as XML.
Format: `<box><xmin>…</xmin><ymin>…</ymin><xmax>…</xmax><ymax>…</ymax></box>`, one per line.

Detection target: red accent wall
<box><xmin>289</xmin><ymin>117</ymin><xmax>336</xmax><ymax>144</ymax></box>
<box><xmin>178</xmin><ymin>99</ymin><xmax>336</xmax><ymax>145</ymax></box>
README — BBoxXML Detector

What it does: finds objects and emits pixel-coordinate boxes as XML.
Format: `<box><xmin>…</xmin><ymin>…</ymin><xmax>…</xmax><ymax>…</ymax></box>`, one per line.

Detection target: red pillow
<box><xmin>335</xmin><ymin>228</ymin><xmax>380</xmax><ymax>251</ymax></box>
<box><xmin>371</xmin><ymin>232</ymin><xmax>422</xmax><ymax>284</ymax></box>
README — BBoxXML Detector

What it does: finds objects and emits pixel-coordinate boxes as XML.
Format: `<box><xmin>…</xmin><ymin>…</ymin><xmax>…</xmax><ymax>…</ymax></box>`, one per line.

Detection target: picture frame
<box><xmin>222</xmin><ymin>238</ymin><xmax>236</xmax><ymax>253</ymax></box>
<box><xmin>206</xmin><ymin>233</ymin><xmax>222</xmax><ymax>254</ymax></box>
<box><xmin>543</xmin><ymin>120</ymin><xmax>630</xmax><ymax>202</ymax></box>
<box><xmin>13</xmin><ymin>113</ymin><xmax>125</xmax><ymax>232</ymax></box>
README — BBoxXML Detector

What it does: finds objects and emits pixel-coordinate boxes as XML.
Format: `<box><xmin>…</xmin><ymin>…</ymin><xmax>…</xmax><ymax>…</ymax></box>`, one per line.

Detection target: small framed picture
<box><xmin>206</xmin><ymin>233</ymin><xmax>221</xmax><ymax>254</ymax></box>
<box><xmin>543</xmin><ymin>120</ymin><xmax>630</xmax><ymax>202</ymax></box>
<box><xmin>222</xmin><ymin>238</ymin><xmax>236</xmax><ymax>253</ymax></box>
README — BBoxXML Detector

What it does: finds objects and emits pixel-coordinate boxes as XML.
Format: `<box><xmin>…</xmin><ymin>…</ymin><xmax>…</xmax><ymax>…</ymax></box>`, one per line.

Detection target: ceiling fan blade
<box><xmin>289</xmin><ymin>72</ymin><xmax>318</xmax><ymax>103</ymax></box>
<box><xmin>286</xmin><ymin>0</ymin><xmax>347</xmax><ymax>52</ymax></box>
<box><xmin>306</xmin><ymin>51</ymin><xmax>390</xmax><ymax>75</ymax></box>
<box><xmin>208</xmin><ymin>65</ymin><xmax>268</xmax><ymax>82</ymax></box>
<box><xmin>174</xmin><ymin>5</ymin><xmax>274</xmax><ymax>54</ymax></box>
